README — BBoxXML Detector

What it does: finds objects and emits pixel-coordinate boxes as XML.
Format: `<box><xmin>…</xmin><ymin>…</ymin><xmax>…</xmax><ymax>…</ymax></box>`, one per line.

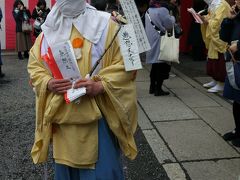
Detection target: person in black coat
<box><xmin>91</xmin><ymin>0</ymin><xmax>108</xmax><ymax>11</ymax></box>
<box><xmin>12</xmin><ymin>0</ymin><xmax>32</xmax><ymax>60</ymax></box>
<box><xmin>188</xmin><ymin>0</ymin><xmax>207</xmax><ymax>61</ymax></box>
<box><xmin>106</xmin><ymin>0</ymin><xmax>119</xmax><ymax>12</ymax></box>
<box><xmin>220</xmin><ymin>2</ymin><xmax>240</xmax><ymax>147</ymax></box>
<box><xmin>32</xmin><ymin>0</ymin><xmax>50</xmax><ymax>37</ymax></box>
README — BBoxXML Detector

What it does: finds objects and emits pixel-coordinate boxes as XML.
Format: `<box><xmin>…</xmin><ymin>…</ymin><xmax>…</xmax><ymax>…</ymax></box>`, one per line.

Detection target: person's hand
<box><xmin>47</xmin><ymin>79</ymin><xmax>72</xmax><ymax>94</ymax></box>
<box><xmin>20</xmin><ymin>5</ymin><xmax>24</xmax><ymax>10</ymax></box>
<box><xmin>229</xmin><ymin>5</ymin><xmax>237</xmax><ymax>19</ymax></box>
<box><xmin>197</xmin><ymin>14</ymin><xmax>208</xmax><ymax>24</ymax></box>
<box><xmin>73</xmin><ymin>78</ymin><xmax>104</xmax><ymax>97</ymax></box>
<box><xmin>229</xmin><ymin>41</ymin><xmax>238</xmax><ymax>53</ymax></box>
<box><xmin>236</xmin><ymin>0</ymin><xmax>240</xmax><ymax>9</ymax></box>
<box><xmin>38</xmin><ymin>10</ymin><xmax>43</xmax><ymax>16</ymax></box>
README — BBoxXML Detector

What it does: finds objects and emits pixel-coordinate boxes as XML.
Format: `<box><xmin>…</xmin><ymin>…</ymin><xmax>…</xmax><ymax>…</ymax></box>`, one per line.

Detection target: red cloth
<box><xmin>5</xmin><ymin>0</ymin><xmax>16</xmax><ymax>49</ymax></box>
<box><xmin>179</xmin><ymin>0</ymin><xmax>193</xmax><ymax>53</ymax></box>
<box><xmin>207</xmin><ymin>53</ymin><xmax>226</xmax><ymax>82</ymax></box>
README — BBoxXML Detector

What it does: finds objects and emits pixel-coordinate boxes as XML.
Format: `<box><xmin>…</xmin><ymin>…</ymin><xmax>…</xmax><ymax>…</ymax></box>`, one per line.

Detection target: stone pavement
<box><xmin>136</xmin><ymin>64</ymin><xmax>240</xmax><ymax>180</ymax></box>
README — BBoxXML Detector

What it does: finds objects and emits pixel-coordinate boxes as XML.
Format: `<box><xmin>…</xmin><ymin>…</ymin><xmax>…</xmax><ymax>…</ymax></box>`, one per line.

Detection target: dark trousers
<box><xmin>150</xmin><ymin>63</ymin><xmax>171</xmax><ymax>91</ymax></box>
<box><xmin>233</xmin><ymin>101</ymin><xmax>240</xmax><ymax>134</ymax></box>
<box><xmin>192</xmin><ymin>45</ymin><xmax>206</xmax><ymax>61</ymax></box>
<box><xmin>150</xmin><ymin>63</ymin><xmax>171</xmax><ymax>82</ymax></box>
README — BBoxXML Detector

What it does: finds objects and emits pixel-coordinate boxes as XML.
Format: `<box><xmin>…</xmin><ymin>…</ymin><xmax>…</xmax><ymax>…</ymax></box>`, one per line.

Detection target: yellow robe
<box><xmin>27</xmin><ymin>19</ymin><xmax>138</xmax><ymax>168</ymax></box>
<box><xmin>201</xmin><ymin>0</ymin><xmax>231</xmax><ymax>59</ymax></box>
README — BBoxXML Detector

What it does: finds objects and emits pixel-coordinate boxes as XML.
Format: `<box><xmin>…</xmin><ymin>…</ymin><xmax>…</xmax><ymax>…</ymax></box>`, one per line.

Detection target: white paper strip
<box><xmin>51</xmin><ymin>41</ymin><xmax>86</xmax><ymax>103</ymax></box>
<box><xmin>119</xmin><ymin>24</ymin><xmax>142</xmax><ymax>71</ymax></box>
<box><xmin>51</xmin><ymin>41</ymin><xmax>81</xmax><ymax>80</ymax></box>
<box><xmin>119</xmin><ymin>0</ymin><xmax>151</xmax><ymax>53</ymax></box>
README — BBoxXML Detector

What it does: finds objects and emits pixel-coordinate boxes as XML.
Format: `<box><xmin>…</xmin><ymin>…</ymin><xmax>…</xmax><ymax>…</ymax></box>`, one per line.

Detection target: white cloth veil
<box><xmin>41</xmin><ymin>0</ymin><xmax>111</xmax><ymax>47</ymax></box>
<box><xmin>204</xmin><ymin>0</ymin><xmax>222</xmax><ymax>12</ymax></box>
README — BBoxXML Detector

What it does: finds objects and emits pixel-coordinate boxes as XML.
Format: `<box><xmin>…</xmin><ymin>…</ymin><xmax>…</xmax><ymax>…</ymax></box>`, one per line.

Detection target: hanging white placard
<box><xmin>119</xmin><ymin>24</ymin><xmax>142</xmax><ymax>71</ymax></box>
<box><xmin>119</xmin><ymin>0</ymin><xmax>151</xmax><ymax>53</ymax></box>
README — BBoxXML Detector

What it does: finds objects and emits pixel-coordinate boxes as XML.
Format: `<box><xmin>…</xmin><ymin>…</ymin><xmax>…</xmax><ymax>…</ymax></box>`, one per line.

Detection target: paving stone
<box><xmin>138</xmin><ymin>96</ymin><xmax>198</xmax><ymax>121</ymax></box>
<box><xmin>136</xmin><ymin>81</ymin><xmax>172</xmax><ymax>98</ymax></box>
<box><xmin>155</xmin><ymin>120</ymin><xmax>240</xmax><ymax>161</ymax></box>
<box><xmin>171</xmin><ymin>88</ymin><xmax>220</xmax><ymax>108</ymax></box>
<box><xmin>143</xmin><ymin>64</ymin><xmax>151</xmax><ymax>71</ymax></box>
<box><xmin>136</xmin><ymin>81</ymin><xmax>153</xmax><ymax>98</ymax></box>
<box><xmin>194</xmin><ymin>107</ymin><xmax>235</xmax><ymax>135</ymax></box>
<box><xmin>137</xmin><ymin>105</ymin><xmax>153</xmax><ymax>130</ymax></box>
<box><xmin>194</xmin><ymin>77</ymin><xmax>213</xmax><ymax>85</ymax></box>
<box><xmin>163</xmin><ymin>163</ymin><xmax>186</xmax><ymax>180</ymax></box>
<box><xmin>164</xmin><ymin>77</ymin><xmax>192</xmax><ymax>89</ymax></box>
<box><xmin>174</xmin><ymin>70</ymin><xmax>232</xmax><ymax>111</ymax></box>
<box><xmin>136</xmin><ymin>69</ymin><xmax>149</xmax><ymax>82</ymax></box>
<box><xmin>182</xmin><ymin>159</ymin><xmax>240</xmax><ymax>180</ymax></box>
<box><xmin>143</xmin><ymin>129</ymin><xmax>176</xmax><ymax>164</ymax></box>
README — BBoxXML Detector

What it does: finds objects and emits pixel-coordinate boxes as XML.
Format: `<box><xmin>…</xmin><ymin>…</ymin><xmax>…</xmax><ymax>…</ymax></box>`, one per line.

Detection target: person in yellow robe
<box><xmin>200</xmin><ymin>0</ymin><xmax>231</xmax><ymax>92</ymax></box>
<box><xmin>27</xmin><ymin>0</ymin><xmax>138</xmax><ymax>179</ymax></box>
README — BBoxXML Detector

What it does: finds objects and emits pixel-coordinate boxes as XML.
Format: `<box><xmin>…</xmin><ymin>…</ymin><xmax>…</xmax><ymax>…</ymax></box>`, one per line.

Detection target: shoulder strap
<box><xmin>146</xmin><ymin>10</ymin><xmax>162</xmax><ymax>34</ymax></box>
<box><xmin>228</xmin><ymin>48</ymin><xmax>237</xmax><ymax>64</ymax></box>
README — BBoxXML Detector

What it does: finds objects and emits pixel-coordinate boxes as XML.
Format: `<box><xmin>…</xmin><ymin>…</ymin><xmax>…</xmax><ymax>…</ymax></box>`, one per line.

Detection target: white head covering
<box><xmin>41</xmin><ymin>0</ymin><xmax>111</xmax><ymax>47</ymax></box>
<box><xmin>204</xmin><ymin>0</ymin><xmax>222</xmax><ymax>12</ymax></box>
<box><xmin>57</xmin><ymin>0</ymin><xmax>86</xmax><ymax>17</ymax></box>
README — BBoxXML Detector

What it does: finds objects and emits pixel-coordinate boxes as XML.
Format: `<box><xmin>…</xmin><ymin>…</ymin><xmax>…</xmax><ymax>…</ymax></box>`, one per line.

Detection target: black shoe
<box><xmin>0</xmin><ymin>73</ymin><xmax>5</xmax><ymax>78</ymax></box>
<box><xmin>154</xmin><ymin>90</ymin><xmax>170</xmax><ymax>96</ymax></box>
<box><xmin>232</xmin><ymin>138</ymin><xmax>240</xmax><ymax>147</ymax></box>
<box><xmin>24</xmin><ymin>51</ymin><xmax>29</xmax><ymax>58</ymax></box>
<box><xmin>24</xmin><ymin>53</ymin><xmax>29</xmax><ymax>58</ymax></box>
<box><xmin>223</xmin><ymin>131</ymin><xmax>240</xmax><ymax>141</ymax></box>
<box><xmin>18</xmin><ymin>52</ymin><xmax>23</xmax><ymax>60</ymax></box>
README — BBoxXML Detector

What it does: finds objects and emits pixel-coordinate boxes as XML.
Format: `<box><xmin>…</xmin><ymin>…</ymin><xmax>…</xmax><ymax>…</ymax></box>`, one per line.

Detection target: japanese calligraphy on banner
<box><xmin>51</xmin><ymin>41</ymin><xmax>81</xmax><ymax>80</ymax></box>
<box><xmin>51</xmin><ymin>41</ymin><xmax>86</xmax><ymax>103</ymax></box>
<box><xmin>119</xmin><ymin>0</ymin><xmax>151</xmax><ymax>53</ymax></box>
<box><xmin>119</xmin><ymin>24</ymin><xmax>142</xmax><ymax>71</ymax></box>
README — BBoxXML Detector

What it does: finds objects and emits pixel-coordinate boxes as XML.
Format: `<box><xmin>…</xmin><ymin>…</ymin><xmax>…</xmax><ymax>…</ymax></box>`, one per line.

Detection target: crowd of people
<box><xmin>0</xmin><ymin>0</ymin><xmax>239</xmax><ymax>178</ymax></box>
<box><xmin>12</xmin><ymin>0</ymin><xmax>50</xmax><ymax>60</ymax></box>
<box><xmin>195</xmin><ymin>0</ymin><xmax>240</xmax><ymax>147</ymax></box>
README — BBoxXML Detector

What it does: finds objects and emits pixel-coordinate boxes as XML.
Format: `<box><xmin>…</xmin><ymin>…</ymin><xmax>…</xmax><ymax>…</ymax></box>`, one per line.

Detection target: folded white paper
<box><xmin>66</xmin><ymin>86</ymin><xmax>86</xmax><ymax>103</ymax></box>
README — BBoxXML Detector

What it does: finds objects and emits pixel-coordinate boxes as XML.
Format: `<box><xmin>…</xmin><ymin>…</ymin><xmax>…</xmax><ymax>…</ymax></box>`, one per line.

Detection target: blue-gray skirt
<box><xmin>54</xmin><ymin>118</ymin><xmax>124</xmax><ymax>180</ymax></box>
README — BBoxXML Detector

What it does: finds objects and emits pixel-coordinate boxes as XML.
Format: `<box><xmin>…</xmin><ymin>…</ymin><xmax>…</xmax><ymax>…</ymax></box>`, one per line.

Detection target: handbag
<box><xmin>226</xmin><ymin>48</ymin><xmax>240</xmax><ymax>90</ymax></box>
<box><xmin>22</xmin><ymin>21</ymin><xmax>32</xmax><ymax>32</ymax></box>
<box><xmin>33</xmin><ymin>18</ymin><xmax>44</xmax><ymax>30</ymax></box>
<box><xmin>174</xmin><ymin>23</ymin><xmax>183</xmax><ymax>38</ymax></box>
<box><xmin>159</xmin><ymin>26</ymin><xmax>180</xmax><ymax>63</ymax></box>
<box><xmin>146</xmin><ymin>10</ymin><xmax>180</xmax><ymax>63</ymax></box>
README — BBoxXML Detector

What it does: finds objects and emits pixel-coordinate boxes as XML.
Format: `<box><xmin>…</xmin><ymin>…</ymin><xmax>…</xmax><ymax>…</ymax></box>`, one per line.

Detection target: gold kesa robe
<box><xmin>201</xmin><ymin>0</ymin><xmax>231</xmax><ymax>59</ymax></box>
<box><xmin>28</xmin><ymin>19</ymin><xmax>138</xmax><ymax>168</ymax></box>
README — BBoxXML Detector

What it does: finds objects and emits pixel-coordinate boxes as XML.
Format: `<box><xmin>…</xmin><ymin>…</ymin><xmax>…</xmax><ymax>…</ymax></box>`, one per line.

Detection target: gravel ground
<box><xmin>0</xmin><ymin>56</ymin><xmax>168</xmax><ymax>180</ymax></box>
